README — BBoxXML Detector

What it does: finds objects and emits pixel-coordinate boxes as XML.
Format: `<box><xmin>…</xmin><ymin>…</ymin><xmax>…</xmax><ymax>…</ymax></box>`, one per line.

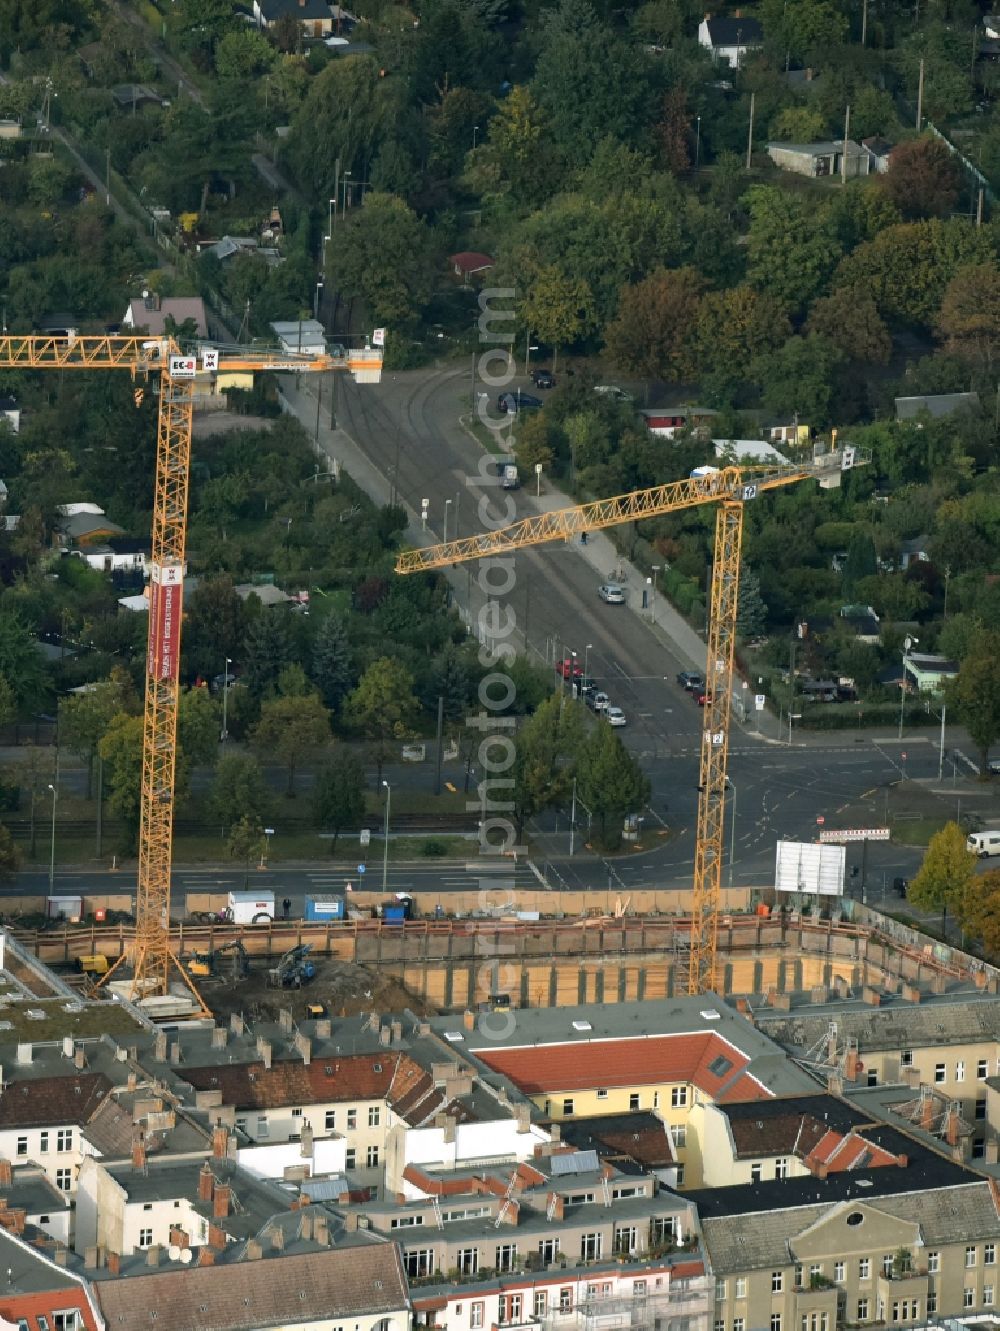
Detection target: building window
<box><xmin>16</xmin><ymin>1137</ymin><xmax>27</xmax><ymax>1157</ymax></box>
<box><xmin>967</xmin><ymin>1246</ymin><xmax>977</xmax><ymax>1268</ymax></box>
<box><xmin>858</xmin><ymin>1259</ymin><xmax>870</xmax><ymax>1281</ymax></box>
<box><xmin>715</xmin><ymin>1322</ymin><xmax>725</xmax><ymax>1331</ymax></box>
<box><xmin>291</xmin><ymin>1108</ymin><xmax>302</xmax><ymax>1119</ymax></box>
<box><xmin>563</xmin><ymin>1099</ymin><xmax>574</xmax><ymax>1117</ymax></box>
<box><xmin>615</xmin><ymin>1227</ymin><xmax>638</xmax><ymax>1256</ymax></box>
<box><xmin>581</xmin><ymin>1234</ymin><xmax>603</xmax><ymax>1262</ymax></box>
<box><xmin>347</xmin><ymin>1109</ymin><xmax>357</xmax><ymax>1130</ymax></box>
<box><xmin>53</xmin><ymin>1314</ymin><xmax>79</xmax><ymax>1331</ymax></box>
<box><xmin>926</xmin><ymin>1294</ymin><xmax>936</xmax><ymax>1316</ymax></box>
<box><xmin>345</xmin><ymin>1149</ymin><xmax>356</xmax><ymax>1169</ymax></box>
<box><xmin>559</xmin><ymin>1290</ymin><xmax>572</xmax><ymax>1314</ymax></box>
<box><xmin>986</xmin><ymin>1286</ymin><xmax>996</xmax><ymax>1307</ymax></box>
<box><xmin>735</xmin><ymin>1279</ymin><xmax>746</xmax><ymax>1300</ymax></box>
<box><xmin>55</xmin><ymin>1169</ymin><xmax>72</xmax><ymax>1192</ymax></box>
<box><xmin>369</xmin><ymin>1106</ymin><xmax>380</xmax><ymax>1127</ymax></box>
<box><xmin>138</xmin><ymin>1229</ymin><xmax>153</xmax><ymax>1249</ymax></box>
<box><xmin>498</xmin><ymin>1295</ymin><xmax>522</xmax><ymax>1324</ymax></box>
<box><xmin>366</xmin><ymin>1146</ymin><xmax>379</xmax><ymax>1168</ymax></box>
<box><xmin>715</xmin><ymin>1280</ymin><xmax>727</xmax><ymax>1302</ymax></box>
<box><xmin>856</xmin><ymin>1302</ymin><xmax>868</xmax><ymax>1323</ymax></box>
<box><xmin>629</xmin><ymin>1094</ymin><xmax>640</xmax><ymax>1111</ymax></box>
<box><xmin>56</xmin><ymin>1130</ymin><xmax>73</xmax><ymax>1152</ymax></box>
<box><xmin>403</xmin><ymin>1250</ymin><xmax>434</xmax><ymax>1278</ymax></box>
<box><xmin>866</xmin><ymin>1069</ymin><xmax>878</xmax><ymax>1087</ymax></box>
<box><xmin>671</xmin><ymin>1087</ymin><xmax>688</xmax><ymax>1108</ymax></box>
<box><xmin>900</xmin><ymin>1051</ymin><xmax>912</xmax><ymax>1068</ymax></box>
<box><xmin>934</xmin><ymin>1064</ymin><xmax>946</xmax><ymax>1083</ymax></box>
<box><xmin>235</xmin><ymin>1118</ymin><xmax>247</xmax><ymax>1134</ymax></box>
<box><xmin>775</xmin><ymin>1159</ymin><xmax>789</xmax><ymax>1179</ymax></box>
<box><xmin>964</xmin><ymin>1289</ymin><xmax>975</xmax><ymax>1309</ymax></box>
<box><xmin>771</xmin><ymin>1273</ymin><xmax>783</xmax><ymax>1293</ymax></box>
<box><xmin>670</xmin><ymin>1124</ymin><xmax>686</xmax><ymax>1148</ymax></box>
<box><xmin>538</xmin><ymin>1239</ymin><xmax>559</xmax><ymax>1264</ymax></box>
<box><xmin>977</xmin><ymin>1099</ymin><xmax>987</xmax><ymax>1120</ymax></box>
<box><xmin>794</xmin><ymin>1266</ymin><xmax>803</xmax><ymax>1289</ymax></box>
<box><xmin>956</xmin><ymin>1061</ymin><xmax>966</xmax><ymax>1082</ymax></box>
<box><xmin>987</xmin><ymin>1243</ymin><xmax>996</xmax><ymax>1265</ymax></box>
<box><xmin>597</xmin><ymin>1088</ymin><xmax>609</xmax><ymax>1100</ymax></box>
<box><xmin>675</xmin><ymin>1165</ymin><xmax>685</xmax><ymax>1186</ymax></box>
<box><xmin>534</xmin><ymin>1293</ymin><xmax>547</xmax><ymax>1317</ymax></box>
<box><xmin>770</xmin><ymin>1316</ymin><xmax>781</xmax><ymax>1331</ymax></box>
<box><xmin>496</xmin><ymin>1244</ymin><xmax>517</xmax><ymax>1273</ymax></box>
<box><xmin>733</xmin><ymin>1321</ymin><xmax>745</xmax><ymax>1331</ymax></box>
<box><xmin>834</xmin><ymin>1263</ymin><xmax>845</xmax><ymax>1283</ymax></box>
<box><xmin>470</xmin><ymin>1304</ymin><xmax>484</xmax><ymax>1329</ymax></box>
<box><xmin>979</xmin><ymin>1060</ymin><xmax>989</xmax><ymax>1080</ymax></box>
<box><xmin>750</xmin><ymin>1164</ymin><xmax>762</xmax><ymax>1183</ymax></box>
<box><xmin>39</xmin><ymin>1132</ymin><xmax>49</xmax><ymax>1153</ymax></box>
<box><xmin>810</xmin><ymin>1265</ymin><xmax>822</xmax><ymax>1283</ymax></box>
<box><xmin>255</xmin><ymin>1115</ymin><xmax>268</xmax><ymax>1138</ymax></box>
<box><xmin>928</xmin><ymin>1253</ymin><xmax>940</xmax><ymax>1274</ymax></box>
<box><xmin>325</xmin><ymin>1111</ymin><xmax>336</xmax><ymax>1131</ymax></box>
<box><xmin>653</xmin><ymin>1092</ymin><xmax>659</xmax><ymax>1108</ymax></box>
<box><xmin>457</xmin><ymin>1249</ymin><xmax>479</xmax><ymax>1276</ymax></box>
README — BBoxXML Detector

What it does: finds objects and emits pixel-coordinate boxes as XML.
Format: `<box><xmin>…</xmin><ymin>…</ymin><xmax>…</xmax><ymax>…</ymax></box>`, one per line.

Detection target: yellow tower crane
<box><xmin>395</xmin><ymin>448</ymin><xmax>862</xmax><ymax>994</ymax></box>
<box><xmin>0</xmin><ymin>334</ymin><xmax>381</xmax><ymax>1013</ymax></box>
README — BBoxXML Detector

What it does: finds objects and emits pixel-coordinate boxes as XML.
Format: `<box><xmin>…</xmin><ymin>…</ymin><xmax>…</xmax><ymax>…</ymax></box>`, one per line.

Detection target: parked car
<box><xmin>531</xmin><ymin>369</ymin><xmax>556</xmax><ymax>389</ymax></box>
<box><xmin>577</xmin><ymin>677</ymin><xmax>597</xmax><ymax>697</ymax></box>
<box><xmin>696</xmin><ymin>691</ymin><xmax>714</xmax><ymax>706</ymax></box>
<box><xmin>497</xmin><ymin>391</ymin><xmax>543</xmax><ymax>414</ymax></box>
<box><xmin>593</xmin><ymin>385</ymin><xmax>633</xmax><ymax>402</ymax></box>
<box><xmin>606</xmin><ymin>706</ymin><xmax>627</xmax><ymax>727</ymax></box>
<box><xmin>556</xmin><ymin>658</ymin><xmax>583</xmax><ymax>680</ymax></box>
<box><xmin>892</xmin><ymin>877</ymin><xmax>908</xmax><ymax>898</ymax></box>
<box><xmin>989</xmin><ymin>759</ymin><xmax>1000</xmax><ymax>776</ymax></box>
<box><xmin>590</xmin><ymin>691</ymin><xmax>610</xmax><ymax>712</ymax></box>
<box><xmin>598</xmin><ymin>582</ymin><xmax>626</xmax><ymax>604</ymax></box>
<box><xmin>676</xmin><ymin>671</ymin><xmax>704</xmax><ymax>692</ymax></box>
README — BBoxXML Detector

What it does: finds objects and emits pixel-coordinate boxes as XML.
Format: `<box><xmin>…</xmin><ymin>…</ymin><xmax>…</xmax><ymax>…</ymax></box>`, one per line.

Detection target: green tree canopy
<box><xmin>208</xmin><ymin>753</ymin><xmax>271</xmax><ymax>831</ymax></box>
<box><xmin>251</xmin><ymin>692</ymin><xmax>330</xmax><ymax>796</ymax></box>
<box><xmin>513</xmin><ymin>693</ymin><xmax>586</xmax><ymax>835</ymax></box>
<box><xmin>907</xmin><ymin>820</ymin><xmax>977</xmax><ymax>930</ymax></box>
<box><xmin>575</xmin><ymin>720</ymin><xmax>651</xmax><ymax>850</ymax></box>
<box><xmin>313</xmin><ymin>752</ymin><xmax>366</xmax><ymax>852</ymax></box>
<box><xmin>745</xmin><ymin>186</ymin><xmax>843</xmax><ymax>317</ymax></box>
<box><xmin>327</xmin><ymin>193</ymin><xmax>435</xmax><ymax>328</ymax></box>
<box><xmin>342</xmin><ymin>657</ymin><xmax>419</xmax><ymax>783</ymax></box>
<box><xmin>948</xmin><ymin>632</ymin><xmax>1000</xmax><ymax>775</ymax></box>
<box><xmin>604</xmin><ymin>267</ymin><xmax>704</xmax><ymax>390</ymax></box>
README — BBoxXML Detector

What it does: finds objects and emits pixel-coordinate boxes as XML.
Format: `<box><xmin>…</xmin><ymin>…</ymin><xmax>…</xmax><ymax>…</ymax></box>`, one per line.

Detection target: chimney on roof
<box><xmin>230</xmin><ymin>1013</ymin><xmax>244</xmax><ymax>1036</ymax></box>
<box><xmin>84</xmin><ymin>1246</ymin><xmax>100</xmax><ymax>1270</ymax></box>
<box><xmin>169</xmin><ymin>1227</ymin><xmax>189</xmax><ymax>1250</ymax></box>
<box><xmin>379</xmin><ymin>1025</ymin><xmax>391</xmax><ymax>1048</ymax></box>
<box><xmin>279</xmin><ymin>1009</ymin><xmax>294</xmax><ymax>1034</ymax></box>
<box><xmin>920</xmin><ymin>1091</ymin><xmax>935</xmax><ymax>1131</ymax></box>
<box><xmin>53</xmin><ymin>1248</ymin><xmax>68</xmax><ymax>1268</ymax></box>
<box><xmin>211</xmin><ymin>1027</ymin><xmax>227</xmax><ymax>1050</ymax></box>
<box><xmin>300</xmin><ymin>1123</ymin><xmax>314</xmax><ymax>1158</ymax></box>
<box><xmin>257</xmin><ymin>1037</ymin><xmax>272</xmax><ymax>1069</ymax></box>
<box><xmin>127</xmin><ymin>1072</ymin><xmax>137</xmax><ymax>1093</ymax></box>
<box><xmin>514</xmin><ymin>1104</ymin><xmax>531</xmax><ymax>1132</ymax></box>
<box><xmin>146</xmin><ymin>1245</ymin><xmax>162</xmax><ymax>1268</ymax></box>
<box><xmin>300</xmin><ymin>1212</ymin><xmax>313</xmax><ymax>1240</ymax></box>
<box><xmin>463</xmin><ymin>1009</ymin><xmax>475</xmax><ymax>1030</ymax></box>
<box><xmin>132</xmin><ymin>1136</ymin><xmax>146</xmax><ymax>1172</ymax></box>
<box><xmin>207</xmin><ymin>1223</ymin><xmax>226</xmax><ymax>1249</ymax></box>
<box><xmin>944</xmin><ymin>1105</ymin><xmax>961</xmax><ymax>1147</ymax></box>
<box><xmin>0</xmin><ymin>1162</ymin><xmax>11</xmax><ymax>1189</ymax></box>
<box><xmin>198</xmin><ymin>1162</ymin><xmax>215</xmax><ymax>1203</ymax></box>
<box><xmin>212</xmin><ymin>1127</ymin><xmax>229</xmax><ymax>1160</ymax></box>
<box><xmin>16</xmin><ymin>1043</ymin><xmax>31</xmax><ymax>1066</ymax></box>
<box><xmin>74</xmin><ymin>1047</ymin><xmax>86</xmax><ymax>1070</ymax></box>
<box><xmin>843</xmin><ymin>1042</ymin><xmax>860</xmax><ymax>1081</ymax></box>
<box><xmin>213</xmin><ymin>1183</ymin><xmax>231</xmax><ymax>1219</ymax></box>
<box><xmin>153</xmin><ymin>1032</ymin><xmax>168</xmax><ymax>1061</ymax></box>
<box><xmin>169</xmin><ymin>1042</ymin><xmax>182</xmax><ymax>1066</ymax></box>
<box><xmin>246</xmin><ymin>1239</ymin><xmax>263</xmax><ymax>1260</ymax></box>
<box><xmin>294</xmin><ymin>1032</ymin><xmax>312</xmax><ymax>1066</ymax></box>
<box><xmin>344</xmin><ymin>1212</ymin><xmax>359</xmax><ymax>1232</ymax></box>
<box><xmin>391</xmin><ymin>1020</ymin><xmax>402</xmax><ymax>1043</ymax></box>
<box><xmin>107</xmin><ymin>1251</ymin><xmax>121</xmax><ymax>1276</ymax></box>
<box><xmin>550</xmin><ymin>1123</ymin><xmax>560</xmax><ymax>1142</ymax></box>
<box><xmin>198</xmin><ymin>1247</ymin><xmax>215</xmax><ymax>1267</ymax></box>
<box><xmin>315</xmin><ymin>1019</ymin><xmax>331</xmax><ymax>1038</ymax></box>
<box><xmin>270</xmin><ymin>1226</ymin><xmax>285</xmax><ymax>1253</ymax></box>
<box><xmin>314</xmin><ymin>1215</ymin><xmax>328</xmax><ymax>1246</ymax></box>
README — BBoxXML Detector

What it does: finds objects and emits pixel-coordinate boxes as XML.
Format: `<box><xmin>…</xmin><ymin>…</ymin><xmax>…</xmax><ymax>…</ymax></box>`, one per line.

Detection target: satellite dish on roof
<box><xmin>180</xmin><ymin>1249</ymin><xmax>193</xmax><ymax>1264</ymax></box>
<box><xmin>167</xmin><ymin>1245</ymin><xmax>181</xmax><ymax>1262</ymax></box>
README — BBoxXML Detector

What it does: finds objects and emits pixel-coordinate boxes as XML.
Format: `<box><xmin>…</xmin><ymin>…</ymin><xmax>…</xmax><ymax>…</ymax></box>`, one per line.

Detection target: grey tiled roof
<box><xmin>758</xmin><ymin>1000</ymin><xmax>1000</xmax><ymax>1054</ymax></box>
<box><xmin>867</xmin><ymin>1183</ymin><xmax>1000</xmax><ymax>1245</ymax></box>
<box><xmin>703</xmin><ymin>1204</ymin><xmax>825</xmax><ymax>1272</ymax></box>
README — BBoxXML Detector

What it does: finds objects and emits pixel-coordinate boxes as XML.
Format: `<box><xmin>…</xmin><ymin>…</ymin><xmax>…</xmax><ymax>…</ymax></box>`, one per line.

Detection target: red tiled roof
<box><xmin>476</xmin><ymin>1033</ymin><xmax>768</xmax><ymax>1101</ymax></box>
<box><xmin>0</xmin><ymin>1074</ymin><xmax>113</xmax><ymax>1129</ymax></box>
<box><xmin>449</xmin><ymin>251</ymin><xmax>494</xmax><ymax>273</ymax></box>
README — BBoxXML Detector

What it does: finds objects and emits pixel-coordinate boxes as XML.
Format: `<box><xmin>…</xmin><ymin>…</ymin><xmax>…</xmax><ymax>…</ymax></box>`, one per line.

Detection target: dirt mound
<box><xmin>203</xmin><ymin>955</ymin><xmax>435</xmax><ymax>1024</ymax></box>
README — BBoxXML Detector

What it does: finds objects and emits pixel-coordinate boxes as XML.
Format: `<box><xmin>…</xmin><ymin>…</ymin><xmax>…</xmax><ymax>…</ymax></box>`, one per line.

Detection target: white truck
<box><xmin>501</xmin><ymin>461</ymin><xmax>519</xmax><ymax>490</ymax></box>
<box><xmin>226</xmin><ymin>891</ymin><xmax>275</xmax><ymax>924</ymax></box>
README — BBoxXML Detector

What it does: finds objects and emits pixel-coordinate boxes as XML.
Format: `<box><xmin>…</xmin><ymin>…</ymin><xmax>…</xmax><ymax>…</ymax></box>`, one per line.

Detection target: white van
<box><xmin>967</xmin><ymin>830</ymin><xmax>1000</xmax><ymax>857</ymax></box>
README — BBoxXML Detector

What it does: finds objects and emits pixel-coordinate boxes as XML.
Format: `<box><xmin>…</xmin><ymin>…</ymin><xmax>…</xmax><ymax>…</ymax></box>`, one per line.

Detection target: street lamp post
<box><xmin>221</xmin><ymin>657</ymin><xmax>232</xmax><ymax>741</ymax></box>
<box><xmin>726</xmin><ymin>778</ymin><xmax>737</xmax><ymax>887</ymax></box>
<box><xmin>47</xmin><ymin>782</ymin><xmax>58</xmax><ymax>892</ymax></box>
<box><xmin>313</xmin><ymin>280</ymin><xmax>324</xmax><ymax>322</ymax></box>
<box><xmin>651</xmin><ymin>565</ymin><xmax>660</xmax><ymax>619</ymax></box>
<box><xmin>569</xmin><ymin>777</ymin><xmax>578</xmax><ymax>856</ymax></box>
<box><xmin>898</xmin><ymin>635</ymin><xmax>918</xmax><ymax>739</ymax></box>
<box><xmin>381</xmin><ymin>780</ymin><xmax>391</xmax><ymax>892</ymax></box>
<box><xmin>695</xmin><ymin>116</ymin><xmax>701</xmax><ymax>169</ymax></box>
<box><xmin>443</xmin><ymin>498</ymin><xmax>452</xmax><ymax>547</ymax></box>
<box><xmin>524</xmin><ymin>332</ymin><xmax>539</xmax><ymax>377</ymax></box>
<box><xmin>584</xmin><ymin>642</ymin><xmax>593</xmax><ymax>678</ymax></box>
<box><xmin>473</xmin><ymin>125</ymin><xmax>479</xmax><ymax>149</ymax></box>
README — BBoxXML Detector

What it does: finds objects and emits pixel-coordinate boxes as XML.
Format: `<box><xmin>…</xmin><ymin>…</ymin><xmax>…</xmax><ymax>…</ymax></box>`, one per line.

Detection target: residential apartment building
<box><xmin>0</xmin><ymin>1223</ymin><xmax>101</xmax><ymax>1331</ymax></box>
<box><xmin>448</xmin><ymin>999</ymin><xmax>814</xmax><ymax>1187</ymax></box>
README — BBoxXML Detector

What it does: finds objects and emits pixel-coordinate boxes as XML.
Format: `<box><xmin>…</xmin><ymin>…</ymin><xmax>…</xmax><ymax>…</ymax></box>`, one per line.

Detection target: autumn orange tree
<box><xmin>962</xmin><ymin>870</ymin><xmax>1000</xmax><ymax>958</ymax></box>
<box><xmin>604</xmin><ymin>267</ymin><xmax>704</xmax><ymax>395</ymax></box>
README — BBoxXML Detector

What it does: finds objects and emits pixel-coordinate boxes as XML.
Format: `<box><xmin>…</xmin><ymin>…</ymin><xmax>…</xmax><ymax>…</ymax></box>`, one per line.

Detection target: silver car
<box><xmin>599</xmin><ymin>582</ymin><xmax>625</xmax><ymax>604</ymax></box>
<box><xmin>606</xmin><ymin>706</ymin><xmax>627</xmax><ymax>727</ymax></box>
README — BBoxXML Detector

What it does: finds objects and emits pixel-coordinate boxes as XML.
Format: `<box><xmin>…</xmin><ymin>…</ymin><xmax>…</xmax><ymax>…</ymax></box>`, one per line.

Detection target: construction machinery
<box><xmin>0</xmin><ymin>333</ymin><xmax>381</xmax><ymax>1016</ymax></box>
<box><xmin>184</xmin><ymin>939</ymin><xmax>250</xmax><ymax>982</ymax></box>
<box><xmin>269</xmin><ymin>943</ymin><xmax>316</xmax><ymax>989</ymax></box>
<box><xmin>395</xmin><ymin>449</ymin><xmax>864</xmax><ymax>994</ymax></box>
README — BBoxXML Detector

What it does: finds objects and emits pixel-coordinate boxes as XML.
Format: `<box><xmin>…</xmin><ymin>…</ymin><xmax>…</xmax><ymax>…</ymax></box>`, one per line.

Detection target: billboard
<box><xmin>168</xmin><ymin>355</ymin><xmax>197</xmax><ymax>378</ymax></box>
<box><xmin>148</xmin><ymin>563</ymin><xmax>184</xmax><ymax>681</ymax></box>
<box><xmin>775</xmin><ymin>840</ymin><xmax>846</xmax><ymax>896</ymax></box>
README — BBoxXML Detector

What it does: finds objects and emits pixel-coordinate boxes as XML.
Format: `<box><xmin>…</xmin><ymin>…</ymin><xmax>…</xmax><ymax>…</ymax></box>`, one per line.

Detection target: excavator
<box><xmin>268</xmin><ymin>943</ymin><xmax>316</xmax><ymax>989</ymax></box>
<box><xmin>184</xmin><ymin>939</ymin><xmax>250</xmax><ymax>982</ymax></box>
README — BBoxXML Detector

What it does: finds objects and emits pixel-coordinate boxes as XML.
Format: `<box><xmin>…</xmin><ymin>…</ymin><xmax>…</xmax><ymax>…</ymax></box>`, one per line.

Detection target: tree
<box><xmin>657</xmin><ymin>87</ymin><xmax>691</xmax><ymax>175</ymax></box>
<box><xmin>604</xmin><ymin>267</ymin><xmax>703</xmax><ymax>392</ymax></box>
<box><xmin>575</xmin><ymin>720</ymin><xmax>651</xmax><ymax>850</ymax></box>
<box><xmin>178</xmin><ymin>687</ymin><xmax>220</xmax><ymax>771</ymax></box>
<box><xmin>251</xmin><ymin>693</ymin><xmax>330</xmax><ymax>796</ymax></box>
<box><xmin>227</xmin><ymin>815</ymin><xmax>265</xmax><ymax>885</ymax></box>
<box><xmin>464</xmin><ymin>85</ymin><xmax>551</xmax><ymax>207</ymax></box>
<box><xmin>736</xmin><ymin>564</ymin><xmax>768</xmax><ymax>639</ymax></box>
<box><xmin>209</xmin><ymin>754</ymin><xmax>270</xmax><ymax>832</ymax></box>
<box><xmin>214</xmin><ymin>28</ymin><xmax>276</xmax><ymax>79</ymax></box>
<box><xmin>961</xmin><ymin>869</ymin><xmax>1000</xmax><ymax>958</ymax></box>
<box><xmin>687</xmin><ymin>286</ymin><xmax>791</xmax><ymax>400</ymax></box>
<box><xmin>513</xmin><ymin>694</ymin><xmax>586</xmax><ymax>835</ymax></box>
<box><xmin>0</xmin><ymin>824</ymin><xmax>19</xmax><ymax>882</ymax></box>
<box><xmin>342</xmin><ymin>657</ymin><xmax>419</xmax><ymax>784</ymax></box>
<box><xmin>98</xmin><ymin>713</ymin><xmax>144</xmax><ymax>847</ymax></box>
<box><xmin>761</xmin><ymin>0</ymin><xmax>847</xmax><ymax>61</ymax></box>
<box><xmin>948</xmin><ymin>633</ymin><xmax>1000</xmax><ymax>775</ymax></box>
<box><xmin>753</xmin><ymin>334</ymin><xmax>846</xmax><ymax>429</ymax></box>
<box><xmin>327</xmin><ymin>193</ymin><xmax>434</xmax><ymax>329</ymax></box>
<box><xmin>936</xmin><ymin>265</ymin><xmax>1000</xmax><ymax>372</ymax></box>
<box><xmin>182</xmin><ymin>576</ymin><xmax>247</xmax><ymax>684</ymax></box>
<box><xmin>769</xmin><ymin>107</ymin><xmax>828</xmax><ymax>142</ymax></box>
<box><xmin>521</xmin><ymin>265</ymin><xmax>598</xmax><ymax>371</ymax></box>
<box><xmin>313</xmin><ymin>752</ymin><xmax>365</xmax><ymax>852</ymax></box>
<box><xmin>907</xmin><ymin>820</ymin><xmax>977</xmax><ymax>933</ymax></box>
<box><xmin>242</xmin><ymin>609</ymin><xmax>294</xmax><ymax>700</ymax></box>
<box><xmin>882</xmin><ymin>138</ymin><xmax>962</xmax><ymax>220</ymax></box>
<box><xmin>58</xmin><ymin>670</ymin><xmax>137</xmax><ymax>799</ymax></box>
<box><xmin>806</xmin><ymin>286</ymin><xmax>892</xmax><ymax>365</ymax></box>
<box><xmin>0</xmin><ymin>612</ymin><xmax>50</xmax><ymax>714</ymax></box>
<box><xmin>425</xmin><ymin>644</ymin><xmax>472</xmax><ymax>721</ymax></box>
<box><xmin>311</xmin><ymin>613</ymin><xmax>353</xmax><ymax>713</ymax></box>
<box><xmin>842</xmin><ymin>531</ymin><xmax>877</xmax><ymax>595</ymax></box>
<box><xmin>745</xmin><ymin>186</ymin><xmax>843</xmax><ymax>316</ymax></box>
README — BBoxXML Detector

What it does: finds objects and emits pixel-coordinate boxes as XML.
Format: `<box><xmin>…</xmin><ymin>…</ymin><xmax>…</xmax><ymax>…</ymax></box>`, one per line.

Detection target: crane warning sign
<box><xmin>168</xmin><ymin>355</ymin><xmax>197</xmax><ymax>378</ymax></box>
<box><xmin>149</xmin><ymin>564</ymin><xmax>183</xmax><ymax>681</ymax></box>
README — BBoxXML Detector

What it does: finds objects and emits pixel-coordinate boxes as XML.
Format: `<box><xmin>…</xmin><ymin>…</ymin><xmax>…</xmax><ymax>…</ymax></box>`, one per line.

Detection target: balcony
<box><xmin>875</xmin><ymin>1271</ymin><xmax>928</xmax><ymax>1307</ymax></box>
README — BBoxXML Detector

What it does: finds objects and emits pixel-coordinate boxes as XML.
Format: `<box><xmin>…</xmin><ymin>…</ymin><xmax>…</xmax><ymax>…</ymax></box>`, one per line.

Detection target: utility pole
<box><xmin>746</xmin><ymin>92</ymin><xmax>755</xmax><ymax>170</ymax></box>
<box><xmin>977</xmin><ymin>189</ymin><xmax>984</xmax><ymax>227</ymax></box>
<box><xmin>434</xmin><ymin>696</ymin><xmax>444</xmax><ymax>795</ymax></box>
<box><xmin>105</xmin><ymin>147</ymin><xmax>111</xmax><ymax>206</ymax></box>
<box><xmin>916</xmin><ymin>58</ymin><xmax>925</xmax><ymax>131</ymax></box>
<box><xmin>841</xmin><ymin>104</ymin><xmax>851</xmax><ymax>185</ymax></box>
<box><xmin>861</xmin><ymin>0</ymin><xmax>868</xmax><ymax>46</ymax></box>
<box><xmin>569</xmin><ymin>778</ymin><xmax>578</xmax><ymax>857</ymax></box>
